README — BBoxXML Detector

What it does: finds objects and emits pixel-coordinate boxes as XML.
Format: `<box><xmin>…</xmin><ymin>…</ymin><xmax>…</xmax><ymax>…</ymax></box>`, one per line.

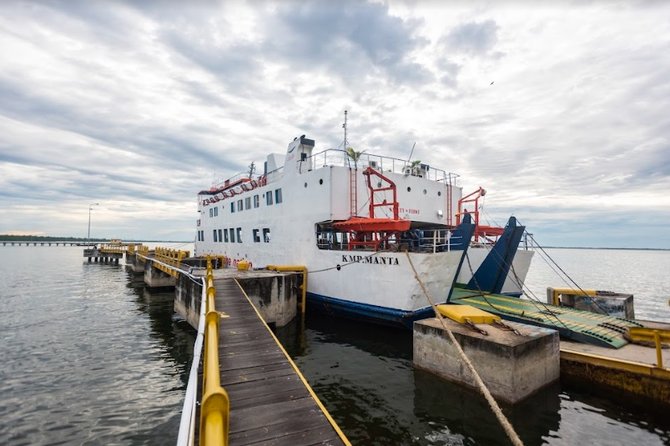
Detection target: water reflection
<box><xmin>0</xmin><ymin>247</ymin><xmax>195</xmax><ymax>446</ymax></box>
<box><xmin>277</xmin><ymin>311</ymin><xmax>669</xmax><ymax>446</ymax></box>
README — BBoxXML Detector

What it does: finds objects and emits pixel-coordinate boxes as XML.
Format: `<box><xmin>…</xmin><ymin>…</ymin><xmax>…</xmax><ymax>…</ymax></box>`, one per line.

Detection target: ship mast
<box><xmin>343</xmin><ymin>110</ymin><xmax>359</xmax><ymax>217</ymax></box>
<box><xmin>343</xmin><ymin>109</ymin><xmax>348</xmax><ymax>151</ymax></box>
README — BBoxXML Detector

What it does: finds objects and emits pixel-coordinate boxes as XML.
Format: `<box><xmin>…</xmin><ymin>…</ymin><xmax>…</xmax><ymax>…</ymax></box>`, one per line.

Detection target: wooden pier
<box><xmin>206</xmin><ymin>278</ymin><xmax>347</xmax><ymax>445</ymax></box>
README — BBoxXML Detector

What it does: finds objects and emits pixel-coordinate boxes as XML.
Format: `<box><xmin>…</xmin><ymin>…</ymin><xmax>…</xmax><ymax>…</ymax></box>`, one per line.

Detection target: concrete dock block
<box><xmin>143</xmin><ymin>260</ymin><xmax>176</xmax><ymax>288</ymax></box>
<box><xmin>413</xmin><ymin>317</ymin><xmax>560</xmax><ymax>404</ymax></box>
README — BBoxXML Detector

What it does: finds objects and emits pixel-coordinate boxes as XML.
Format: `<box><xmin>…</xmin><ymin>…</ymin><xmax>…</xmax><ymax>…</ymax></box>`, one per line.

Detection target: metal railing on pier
<box><xmin>177</xmin><ymin>257</ymin><xmax>230</xmax><ymax>446</ymax></box>
<box><xmin>154</xmin><ymin>247</ymin><xmax>190</xmax><ymax>278</ymax></box>
<box><xmin>200</xmin><ymin>259</ymin><xmax>230</xmax><ymax>445</ymax></box>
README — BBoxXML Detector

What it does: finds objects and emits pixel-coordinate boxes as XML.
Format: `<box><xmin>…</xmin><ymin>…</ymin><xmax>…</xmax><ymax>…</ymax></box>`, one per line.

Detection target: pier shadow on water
<box><xmin>126</xmin><ymin>270</ymin><xmax>196</xmax><ymax>387</ymax></box>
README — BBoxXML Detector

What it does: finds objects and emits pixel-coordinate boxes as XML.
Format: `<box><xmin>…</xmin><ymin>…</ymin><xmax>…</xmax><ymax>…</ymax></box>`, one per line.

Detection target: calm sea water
<box><xmin>0</xmin><ymin>245</ymin><xmax>668</xmax><ymax>445</ymax></box>
<box><xmin>0</xmin><ymin>245</ymin><xmax>194</xmax><ymax>445</ymax></box>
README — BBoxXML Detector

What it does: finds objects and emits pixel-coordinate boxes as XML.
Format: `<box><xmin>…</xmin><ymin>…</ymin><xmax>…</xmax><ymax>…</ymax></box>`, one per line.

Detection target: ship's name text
<box><xmin>341</xmin><ymin>255</ymin><xmax>399</xmax><ymax>266</ymax></box>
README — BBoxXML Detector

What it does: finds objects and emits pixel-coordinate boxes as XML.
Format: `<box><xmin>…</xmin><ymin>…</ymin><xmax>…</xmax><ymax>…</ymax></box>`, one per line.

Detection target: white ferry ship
<box><xmin>194</xmin><ymin>134</ymin><xmax>533</xmax><ymax>327</ymax></box>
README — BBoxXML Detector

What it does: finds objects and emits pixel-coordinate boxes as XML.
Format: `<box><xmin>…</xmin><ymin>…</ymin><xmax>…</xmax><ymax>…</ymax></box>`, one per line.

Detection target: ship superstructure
<box><xmin>195</xmin><ymin>135</ymin><xmax>532</xmax><ymax>326</ymax></box>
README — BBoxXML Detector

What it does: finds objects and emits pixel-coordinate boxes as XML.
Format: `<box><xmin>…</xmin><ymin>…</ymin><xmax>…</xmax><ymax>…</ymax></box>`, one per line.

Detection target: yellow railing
<box><xmin>154</xmin><ymin>247</ymin><xmax>191</xmax><ymax>278</ymax></box>
<box><xmin>627</xmin><ymin>327</ymin><xmax>670</xmax><ymax>369</ymax></box>
<box><xmin>136</xmin><ymin>245</ymin><xmax>149</xmax><ymax>262</ymax></box>
<box><xmin>99</xmin><ymin>244</ymin><xmax>126</xmax><ymax>254</ymax></box>
<box><xmin>200</xmin><ymin>257</ymin><xmax>230</xmax><ymax>446</ymax></box>
<box><xmin>266</xmin><ymin>265</ymin><xmax>308</xmax><ymax>316</ymax></box>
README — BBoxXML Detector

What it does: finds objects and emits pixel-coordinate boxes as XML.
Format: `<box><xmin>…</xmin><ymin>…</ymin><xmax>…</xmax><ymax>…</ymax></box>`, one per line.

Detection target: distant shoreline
<box><xmin>1</xmin><ymin>234</ymin><xmax>666</xmax><ymax>251</ymax></box>
<box><xmin>542</xmin><ymin>246</ymin><xmax>670</xmax><ymax>251</ymax></box>
<box><xmin>0</xmin><ymin>235</ymin><xmax>191</xmax><ymax>243</ymax></box>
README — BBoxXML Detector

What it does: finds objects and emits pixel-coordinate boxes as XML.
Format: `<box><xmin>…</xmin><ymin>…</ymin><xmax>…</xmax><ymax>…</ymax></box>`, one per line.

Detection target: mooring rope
<box><xmin>405</xmin><ymin>251</ymin><xmax>525</xmax><ymax>446</ymax></box>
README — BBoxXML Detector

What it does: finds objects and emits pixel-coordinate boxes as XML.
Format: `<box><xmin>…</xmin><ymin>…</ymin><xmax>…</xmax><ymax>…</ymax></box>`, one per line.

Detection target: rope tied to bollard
<box><xmin>405</xmin><ymin>251</ymin><xmax>525</xmax><ymax>446</ymax></box>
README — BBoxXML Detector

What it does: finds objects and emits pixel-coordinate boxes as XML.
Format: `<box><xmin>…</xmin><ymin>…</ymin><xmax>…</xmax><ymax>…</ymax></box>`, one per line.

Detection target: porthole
<box><xmin>377</xmin><ymin>182</ymin><xmax>382</xmax><ymax>188</ymax></box>
<box><xmin>319</xmin><ymin>179</ymin><xmax>323</xmax><ymax>185</ymax></box>
<box><xmin>423</xmin><ymin>189</ymin><xmax>427</xmax><ymax>195</ymax></box>
<box><xmin>407</xmin><ymin>187</ymin><xmax>411</xmax><ymax>192</ymax></box>
<box><xmin>438</xmin><ymin>191</ymin><xmax>442</xmax><ymax>196</ymax></box>
<box><xmin>304</xmin><ymin>182</ymin><xmax>308</xmax><ymax>188</ymax></box>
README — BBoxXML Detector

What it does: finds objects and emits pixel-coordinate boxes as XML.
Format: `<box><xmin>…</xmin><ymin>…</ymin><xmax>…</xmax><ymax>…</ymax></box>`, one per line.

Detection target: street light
<box><xmin>87</xmin><ymin>203</ymin><xmax>99</xmax><ymax>244</ymax></box>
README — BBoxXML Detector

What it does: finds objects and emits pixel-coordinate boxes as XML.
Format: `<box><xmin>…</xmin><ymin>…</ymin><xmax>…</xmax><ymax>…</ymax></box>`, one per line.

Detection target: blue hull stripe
<box><xmin>306</xmin><ymin>292</ymin><xmax>436</xmax><ymax>329</ymax></box>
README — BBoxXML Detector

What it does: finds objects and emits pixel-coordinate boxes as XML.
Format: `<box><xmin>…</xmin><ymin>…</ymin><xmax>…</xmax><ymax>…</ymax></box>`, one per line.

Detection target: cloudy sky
<box><xmin>1</xmin><ymin>0</ymin><xmax>668</xmax><ymax>248</ymax></box>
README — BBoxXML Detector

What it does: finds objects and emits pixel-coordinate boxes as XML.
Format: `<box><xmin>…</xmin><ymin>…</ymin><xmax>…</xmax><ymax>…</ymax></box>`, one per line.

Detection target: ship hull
<box><xmin>306</xmin><ymin>292</ymin><xmax>435</xmax><ymax>329</ymax></box>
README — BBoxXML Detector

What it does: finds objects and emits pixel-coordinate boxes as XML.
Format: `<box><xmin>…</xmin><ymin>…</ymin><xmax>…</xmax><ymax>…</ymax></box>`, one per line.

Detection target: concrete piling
<box><xmin>413</xmin><ymin>317</ymin><xmax>560</xmax><ymax>404</ymax></box>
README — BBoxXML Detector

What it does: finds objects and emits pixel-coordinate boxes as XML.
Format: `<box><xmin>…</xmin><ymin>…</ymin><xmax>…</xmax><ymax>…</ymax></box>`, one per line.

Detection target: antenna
<box><xmin>342</xmin><ymin>109</ymin><xmax>348</xmax><ymax>149</ymax></box>
<box><xmin>404</xmin><ymin>142</ymin><xmax>416</xmax><ymax>170</ymax></box>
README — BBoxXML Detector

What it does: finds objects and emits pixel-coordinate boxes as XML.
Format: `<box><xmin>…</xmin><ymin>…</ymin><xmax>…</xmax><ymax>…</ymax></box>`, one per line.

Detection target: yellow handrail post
<box><xmin>627</xmin><ymin>327</ymin><xmax>669</xmax><ymax>369</ymax></box>
<box><xmin>655</xmin><ymin>330</ymin><xmax>663</xmax><ymax>369</ymax></box>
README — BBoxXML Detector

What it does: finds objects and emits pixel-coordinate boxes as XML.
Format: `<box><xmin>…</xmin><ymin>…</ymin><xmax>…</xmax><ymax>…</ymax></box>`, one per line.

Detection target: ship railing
<box><xmin>304</xmin><ymin>149</ymin><xmax>459</xmax><ymax>185</ymax></box>
<box><xmin>411</xmin><ymin>229</ymin><xmax>468</xmax><ymax>252</ymax></box>
<box><xmin>315</xmin><ymin>229</ymin><xmax>466</xmax><ymax>253</ymax></box>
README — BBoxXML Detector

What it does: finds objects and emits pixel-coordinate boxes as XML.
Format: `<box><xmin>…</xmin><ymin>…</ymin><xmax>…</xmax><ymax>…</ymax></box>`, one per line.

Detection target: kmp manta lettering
<box><xmin>341</xmin><ymin>255</ymin><xmax>400</xmax><ymax>266</ymax></box>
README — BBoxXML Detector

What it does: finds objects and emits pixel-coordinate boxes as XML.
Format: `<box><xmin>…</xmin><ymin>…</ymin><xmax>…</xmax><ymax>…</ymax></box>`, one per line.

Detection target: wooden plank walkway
<box><xmin>210</xmin><ymin>278</ymin><xmax>346</xmax><ymax>446</ymax></box>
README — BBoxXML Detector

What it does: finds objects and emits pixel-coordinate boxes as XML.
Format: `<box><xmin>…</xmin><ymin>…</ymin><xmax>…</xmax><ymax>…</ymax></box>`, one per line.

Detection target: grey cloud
<box><xmin>442</xmin><ymin>20</ymin><xmax>500</xmax><ymax>56</ymax></box>
<box><xmin>438</xmin><ymin>59</ymin><xmax>461</xmax><ymax>87</ymax></box>
<box><xmin>161</xmin><ymin>30</ymin><xmax>262</xmax><ymax>88</ymax></box>
<box><xmin>269</xmin><ymin>0</ymin><xmax>432</xmax><ymax>85</ymax></box>
<box><xmin>0</xmin><ymin>77</ymin><xmax>242</xmax><ymax>173</ymax></box>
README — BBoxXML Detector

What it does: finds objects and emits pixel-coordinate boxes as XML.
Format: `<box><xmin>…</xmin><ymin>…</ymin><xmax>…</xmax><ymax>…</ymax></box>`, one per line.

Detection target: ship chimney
<box><xmin>285</xmin><ymin>135</ymin><xmax>315</xmax><ymax>175</ymax></box>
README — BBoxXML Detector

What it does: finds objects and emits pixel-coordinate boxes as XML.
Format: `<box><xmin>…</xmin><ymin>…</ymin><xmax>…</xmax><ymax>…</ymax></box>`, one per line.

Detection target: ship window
<box><xmin>275</xmin><ymin>188</ymin><xmax>282</xmax><ymax>204</ymax></box>
<box><xmin>245</xmin><ymin>197</ymin><xmax>251</xmax><ymax>210</ymax></box>
<box><xmin>254</xmin><ymin>195</ymin><xmax>259</xmax><ymax>208</ymax></box>
<box><xmin>407</xmin><ymin>187</ymin><xmax>411</xmax><ymax>192</ymax></box>
<box><xmin>266</xmin><ymin>192</ymin><xmax>273</xmax><ymax>206</ymax></box>
<box><xmin>218</xmin><ymin>229</ymin><xmax>222</xmax><ymax>243</ymax></box>
<box><xmin>236</xmin><ymin>227</ymin><xmax>242</xmax><ymax>243</ymax></box>
<box><xmin>438</xmin><ymin>191</ymin><xmax>442</xmax><ymax>197</ymax></box>
<box><xmin>319</xmin><ymin>179</ymin><xmax>323</xmax><ymax>185</ymax></box>
<box><xmin>423</xmin><ymin>189</ymin><xmax>427</xmax><ymax>195</ymax></box>
<box><xmin>253</xmin><ymin>229</ymin><xmax>260</xmax><ymax>243</ymax></box>
<box><xmin>237</xmin><ymin>200</ymin><xmax>243</xmax><ymax>211</ymax></box>
<box><xmin>230</xmin><ymin>202</ymin><xmax>235</xmax><ymax>213</ymax></box>
<box><xmin>213</xmin><ymin>207</ymin><xmax>218</xmax><ymax>216</ymax></box>
<box><xmin>197</xmin><ymin>219</ymin><xmax>201</xmax><ymax>227</ymax></box>
<box><xmin>229</xmin><ymin>227</ymin><xmax>235</xmax><ymax>243</ymax></box>
<box><xmin>224</xmin><ymin>228</ymin><xmax>229</xmax><ymax>243</ymax></box>
<box><xmin>209</xmin><ymin>208</ymin><xmax>213</xmax><ymax>218</ymax></box>
<box><xmin>213</xmin><ymin>229</ymin><xmax>218</xmax><ymax>242</ymax></box>
<box><xmin>263</xmin><ymin>228</ymin><xmax>271</xmax><ymax>243</ymax></box>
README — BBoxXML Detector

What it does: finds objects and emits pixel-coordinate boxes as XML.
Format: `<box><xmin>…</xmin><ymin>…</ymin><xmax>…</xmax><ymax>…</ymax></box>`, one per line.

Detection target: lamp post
<box><xmin>87</xmin><ymin>203</ymin><xmax>99</xmax><ymax>244</ymax></box>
